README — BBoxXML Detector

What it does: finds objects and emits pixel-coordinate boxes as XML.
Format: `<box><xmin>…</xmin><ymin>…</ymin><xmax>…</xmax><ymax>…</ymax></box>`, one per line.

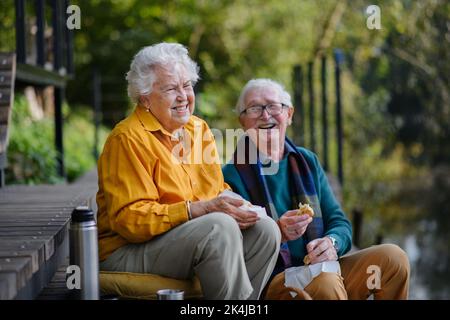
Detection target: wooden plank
<box><xmin>0</xmin><ymin>89</ymin><xmax>11</xmax><ymax>106</ymax></box>
<box><xmin>0</xmin><ymin>230</ymin><xmax>62</xmax><ymax>236</ymax></box>
<box><xmin>0</xmin><ymin>240</ymin><xmax>46</xmax><ymax>267</ymax></box>
<box><xmin>0</xmin><ymin>71</ymin><xmax>13</xmax><ymax>87</ymax></box>
<box><xmin>0</xmin><ymin>238</ymin><xmax>55</xmax><ymax>261</ymax></box>
<box><xmin>0</xmin><ymin>257</ymin><xmax>33</xmax><ymax>291</ymax></box>
<box><xmin>36</xmin><ymin>265</ymin><xmax>72</xmax><ymax>300</ymax></box>
<box><xmin>0</xmin><ymin>54</ymin><xmax>14</xmax><ymax>70</ymax></box>
<box><xmin>0</xmin><ymin>249</ymin><xmax>42</xmax><ymax>274</ymax></box>
<box><xmin>0</xmin><ymin>272</ymin><xmax>17</xmax><ymax>299</ymax></box>
<box><xmin>0</xmin><ymin>106</ymin><xmax>10</xmax><ymax>123</ymax></box>
<box><xmin>15</xmin><ymin>63</ymin><xmax>70</xmax><ymax>88</ymax></box>
<box><xmin>0</xmin><ymin>225</ymin><xmax>62</xmax><ymax>232</ymax></box>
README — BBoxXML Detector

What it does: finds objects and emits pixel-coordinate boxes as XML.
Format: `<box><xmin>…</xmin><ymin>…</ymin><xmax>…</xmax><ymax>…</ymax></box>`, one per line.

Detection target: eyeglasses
<box><xmin>240</xmin><ymin>103</ymin><xmax>289</xmax><ymax>118</ymax></box>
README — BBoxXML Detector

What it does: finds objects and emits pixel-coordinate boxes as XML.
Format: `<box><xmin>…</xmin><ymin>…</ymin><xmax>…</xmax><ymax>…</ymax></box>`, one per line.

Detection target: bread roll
<box><xmin>303</xmin><ymin>254</ymin><xmax>311</xmax><ymax>265</ymax></box>
<box><xmin>298</xmin><ymin>202</ymin><xmax>314</xmax><ymax>217</ymax></box>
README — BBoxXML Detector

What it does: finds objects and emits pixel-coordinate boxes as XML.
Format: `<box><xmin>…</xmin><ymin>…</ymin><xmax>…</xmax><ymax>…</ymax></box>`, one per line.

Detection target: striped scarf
<box><xmin>232</xmin><ymin>135</ymin><xmax>324</xmax><ymax>270</ymax></box>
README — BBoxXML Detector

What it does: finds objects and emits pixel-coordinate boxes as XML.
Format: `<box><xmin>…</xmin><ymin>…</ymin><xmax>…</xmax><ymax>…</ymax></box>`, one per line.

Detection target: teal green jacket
<box><xmin>222</xmin><ymin>146</ymin><xmax>352</xmax><ymax>264</ymax></box>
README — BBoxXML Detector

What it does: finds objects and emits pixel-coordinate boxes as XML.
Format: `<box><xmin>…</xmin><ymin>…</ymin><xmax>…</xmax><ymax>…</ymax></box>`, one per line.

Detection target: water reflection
<box><xmin>385</xmin><ymin>167</ymin><xmax>450</xmax><ymax>299</ymax></box>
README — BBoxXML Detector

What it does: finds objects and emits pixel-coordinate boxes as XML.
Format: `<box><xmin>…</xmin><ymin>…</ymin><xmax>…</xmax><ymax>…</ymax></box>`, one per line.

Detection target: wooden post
<box><xmin>15</xmin><ymin>0</ymin><xmax>26</xmax><ymax>64</ymax></box>
<box><xmin>375</xmin><ymin>234</ymin><xmax>384</xmax><ymax>245</ymax></box>
<box><xmin>321</xmin><ymin>56</ymin><xmax>329</xmax><ymax>171</ymax></box>
<box><xmin>35</xmin><ymin>0</ymin><xmax>46</xmax><ymax>67</ymax></box>
<box><xmin>334</xmin><ymin>49</ymin><xmax>344</xmax><ymax>186</ymax></box>
<box><xmin>307</xmin><ymin>61</ymin><xmax>315</xmax><ymax>152</ymax></box>
<box><xmin>352</xmin><ymin>209</ymin><xmax>363</xmax><ymax>247</ymax></box>
<box><xmin>292</xmin><ymin>65</ymin><xmax>304</xmax><ymax>146</ymax></box>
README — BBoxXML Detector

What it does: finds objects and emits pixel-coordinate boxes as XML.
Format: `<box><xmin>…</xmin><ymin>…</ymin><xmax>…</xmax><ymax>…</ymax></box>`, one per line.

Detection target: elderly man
<box><xmin>96</xmin><ymin>43</ymin><xmax>281</xmax><ymax>300</ymax></box>
<box><xmin>222</xmin><ymin>78</ymin><xmax>410</xmax><ymax>299</ymax></box>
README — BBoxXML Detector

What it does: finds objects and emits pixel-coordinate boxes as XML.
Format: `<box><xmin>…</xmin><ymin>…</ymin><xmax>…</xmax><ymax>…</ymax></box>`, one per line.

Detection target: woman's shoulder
<box><xmin>105</xmin><ymin>112</ymin><xmax>144</xmax><ymax>143</ymax></box>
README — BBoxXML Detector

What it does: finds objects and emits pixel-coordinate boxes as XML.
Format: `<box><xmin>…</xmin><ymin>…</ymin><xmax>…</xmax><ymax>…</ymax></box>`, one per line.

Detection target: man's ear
<box><xmin>287</xmin><ymin>107</ymin><xmax>294</xmax><ymax>126</ymax></box>
<box><xmin>238</xmin><ymin>114</ymin><xmax>246</xmax><ymax>128</ymax></box>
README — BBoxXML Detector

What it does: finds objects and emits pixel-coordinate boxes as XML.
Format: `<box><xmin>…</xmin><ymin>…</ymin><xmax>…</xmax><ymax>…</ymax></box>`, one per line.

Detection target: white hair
<box><xmin>126</xmin><ymin>42</ymin><xmax>200</xmax><ymax>103</ymax></box>
<box><xmin>236</xmin><ymin>78</ymin><xmax>293</xmax><ymax>114</ymax></box>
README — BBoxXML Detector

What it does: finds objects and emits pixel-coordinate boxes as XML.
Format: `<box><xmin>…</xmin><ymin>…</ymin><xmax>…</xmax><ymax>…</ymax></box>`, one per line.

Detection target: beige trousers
<box><xmin>303</xmin><ymin>244</ymin><xmax>410</xmax><ymax>300</ymax></box>
<box><xmin>100</xmin><ymin>212</ymin><xmax>281</xmax><ymax>300</ymax></box>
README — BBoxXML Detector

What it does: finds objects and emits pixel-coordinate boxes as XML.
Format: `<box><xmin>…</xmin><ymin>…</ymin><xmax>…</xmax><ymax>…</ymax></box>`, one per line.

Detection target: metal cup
<box><xmin>156</xmin><ymin>289</ymin><xmax>184</xmax><ymax>300</ymax></box>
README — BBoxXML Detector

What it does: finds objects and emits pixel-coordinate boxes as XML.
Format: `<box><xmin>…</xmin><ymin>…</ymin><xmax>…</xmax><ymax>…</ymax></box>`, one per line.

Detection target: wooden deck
<box><xmin>0</xmin><ymin>169</ymin><xmax>98</xmax><ymax>300</ymax></box>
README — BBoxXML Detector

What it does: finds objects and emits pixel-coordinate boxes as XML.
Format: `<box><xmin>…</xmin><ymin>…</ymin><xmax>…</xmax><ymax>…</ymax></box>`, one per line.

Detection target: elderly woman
<box><xmin>96</xmin><ymin>43</ymin><xmax>281</xmax><ymax>300</ymax></box>
<box><xmin>222</xmin><ymin>78</ymin><xmax>410</xmax><ymax>299</ymax></box>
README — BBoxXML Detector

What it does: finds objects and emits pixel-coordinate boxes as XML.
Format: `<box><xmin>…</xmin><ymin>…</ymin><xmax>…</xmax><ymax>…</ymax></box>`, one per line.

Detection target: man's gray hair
<box><xmin>236</xmin><ymin>78</ymin><xmax>293</xmax><ymax>114</ymax></box>
<box><xmin>126</xmin><ymin>42</ymin><xmax>200</xmax><ymax>103</ymax></box>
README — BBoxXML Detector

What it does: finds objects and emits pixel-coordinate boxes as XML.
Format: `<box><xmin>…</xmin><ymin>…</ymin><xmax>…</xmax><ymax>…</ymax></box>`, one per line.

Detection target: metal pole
<box><xmin>52</xmin><ymin>0</ymin><xmax>65</xmax><ymax>178</ymax></box>
<box><xmin>93</xmin><ymin>69</ymin><xmax>101</xmax><ymax>160</ymax></box>
<box><xmin>54</xmin><ymin>87</ymin><xmax>65</xmax><ymax>178</ymax></box>
<box><xmin>292</xmin><ymin>65</ymin><xmax>304</xmax><ymax>146</ymax></box>
<box><xmin>15</xmin><ymin>0</ymin><xmax>26</xmax><ymax>64</ymax></box>
<box><xmin>52</xmin><ymin>0</ymin><xmax>62</xmax><ymax>72</ymax></box>
<box><xmin>334</xmin><ymin>49</ymin><xmax>344</xmax><ymax>186</ymax></box>
<box><xmin>36</xmin><ymin>0</ymin><xmax>46</xmax><ymax>67</ymax></box>
<box><xmin>321</xmin><ymin>56</ymin><xmax>329</xmax><ymax>171</ymax></box>
<box><xmin>308</xmin><ymin>61</ymin><xmax>315</xmax><ymax>152</ymax></box>
<box><xmin>65</xmin><ymin>0</ymin><xmax>74</xmax><ymax>75</ymax></box>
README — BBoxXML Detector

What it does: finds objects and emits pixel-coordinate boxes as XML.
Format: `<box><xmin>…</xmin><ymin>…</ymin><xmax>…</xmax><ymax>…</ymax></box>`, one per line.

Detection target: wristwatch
<box><xmin>327</xmin><ymin>236</ymin><xmax>339</xmax><ymax>252</ymax></box>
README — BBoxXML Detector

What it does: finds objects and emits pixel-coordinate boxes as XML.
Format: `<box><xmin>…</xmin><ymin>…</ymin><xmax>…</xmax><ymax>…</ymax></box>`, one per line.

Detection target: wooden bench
<box><xmin>0</xmin><ymin>170</ymin><xmax>98</xmax><ymax>299</ymax></box>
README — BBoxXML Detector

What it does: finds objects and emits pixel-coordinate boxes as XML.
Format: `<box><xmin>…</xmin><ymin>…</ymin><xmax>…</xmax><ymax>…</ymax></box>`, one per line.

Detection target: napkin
<box><xmin>284</xmin><ymin>261</ymin><xmax>341</xmax><ymax>295</ymax></box>
<box><xmin>219</xmin><ymin>189</ymin><xmax>269</xmax><ymax>219</ymax></box>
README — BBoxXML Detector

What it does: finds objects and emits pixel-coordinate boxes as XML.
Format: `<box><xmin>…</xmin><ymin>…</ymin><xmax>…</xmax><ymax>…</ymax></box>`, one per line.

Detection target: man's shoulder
<box><xmin>222</xmin><ymin>161</ymin><xmax>237</xmax><ymax>174</ymax></box>
<box><xmin>295</xmin><ymin>146</ymin><xmax>318</xmax><ymax>161</ymax></box>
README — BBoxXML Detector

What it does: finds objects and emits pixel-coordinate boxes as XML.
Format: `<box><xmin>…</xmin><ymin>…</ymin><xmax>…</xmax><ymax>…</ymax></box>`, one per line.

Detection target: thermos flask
<box><xmin>69</xmin><ymin>206</ymin><xmax>100</xmax><ymax>300</ymax></box>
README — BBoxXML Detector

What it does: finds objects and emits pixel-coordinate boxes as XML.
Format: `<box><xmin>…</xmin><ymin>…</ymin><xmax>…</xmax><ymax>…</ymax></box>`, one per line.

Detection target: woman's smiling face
<box><xmin>142</xmin><ymin>64</ymin><xmax>195</xmax><ymax>133</ymax></box>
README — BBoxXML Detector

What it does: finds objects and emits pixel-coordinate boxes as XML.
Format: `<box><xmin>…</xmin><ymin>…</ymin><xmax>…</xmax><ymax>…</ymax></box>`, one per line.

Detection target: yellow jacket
<box><xmin>97</xmin><ymin>106</ymin><xmax>229</xmax><ymax>261</ymax></box>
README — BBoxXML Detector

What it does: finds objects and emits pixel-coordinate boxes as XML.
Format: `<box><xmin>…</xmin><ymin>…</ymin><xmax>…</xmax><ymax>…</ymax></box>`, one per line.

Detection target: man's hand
<box><xmin>277</xmin><ymin>210</ymin><xmax>312</xmax><ymax>242</ymax></box>
<box><xmin>305</xmin><ymin>237</ymin><xmax>338</xmax><ymax>264</ymax></box>
<box><xmin>189</xmin><ymin>196</ymin><xmax>260</xmax><ymax>229</ymax></box>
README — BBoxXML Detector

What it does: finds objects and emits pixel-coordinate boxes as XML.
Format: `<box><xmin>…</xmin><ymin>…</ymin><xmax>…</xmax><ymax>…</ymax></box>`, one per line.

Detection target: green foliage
<box><xmin>6</xmin><ymin>96</ymin><xmax>62</xmax><ymax>184</ymax></box>
<box><xmin>6</xmin><ymin>95</ymin><xmax>109</xmax><ymax>185</ymax></box>
<box><xmin>63</xmin><ymin>106</ymin><xmax>109</xmax><ymax>182</ymax></box>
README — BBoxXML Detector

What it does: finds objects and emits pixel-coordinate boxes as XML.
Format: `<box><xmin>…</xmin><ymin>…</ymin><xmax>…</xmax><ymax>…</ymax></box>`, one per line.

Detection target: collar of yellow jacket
<box><xmin>135</xmin><ymin>104</ymin><xmax>188</xmax><ymax>138</ymax></box>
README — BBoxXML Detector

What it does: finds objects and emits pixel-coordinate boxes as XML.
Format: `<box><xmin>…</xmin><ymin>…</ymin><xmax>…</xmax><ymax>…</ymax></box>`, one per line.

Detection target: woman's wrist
<box><xmin>189</xmin><ymin>200</ymin><xmax>208</xmax><ymax>218</ymax></box>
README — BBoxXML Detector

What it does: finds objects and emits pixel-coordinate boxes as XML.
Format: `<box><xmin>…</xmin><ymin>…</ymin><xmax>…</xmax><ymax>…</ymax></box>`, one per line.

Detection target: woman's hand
<box><xmin>305</xmin><ymin>237</ymin><xmax>338</xmax><ymax>264</ymax></box>
<box><xmin>189</xmin><ymin>196</ymin><xmax>260</xmax><ymax>229</ymax></box>
<box><xmin>277</xmin><ymin>210</ymin><xmax>312</xmax><ymax>242</ymax></box>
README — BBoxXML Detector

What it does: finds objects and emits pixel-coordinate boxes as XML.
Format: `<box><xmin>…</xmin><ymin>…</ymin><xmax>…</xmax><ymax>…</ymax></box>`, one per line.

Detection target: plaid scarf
<box><xmin>232</xmin><ymin>135</ymin><xmax>324</xmax><ymax>269</ymax></box>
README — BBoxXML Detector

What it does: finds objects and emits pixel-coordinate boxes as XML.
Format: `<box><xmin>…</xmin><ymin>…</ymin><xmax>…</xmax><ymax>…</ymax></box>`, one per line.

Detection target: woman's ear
<box><xmin>139</xmin><ymin>95</ymin><xmax>149</xmax><ymax>106</ymax></box>
<box><xmin>139</xmin><ymin>95</ymin><xmax>152</xmax><ymax>111</ymax></box>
